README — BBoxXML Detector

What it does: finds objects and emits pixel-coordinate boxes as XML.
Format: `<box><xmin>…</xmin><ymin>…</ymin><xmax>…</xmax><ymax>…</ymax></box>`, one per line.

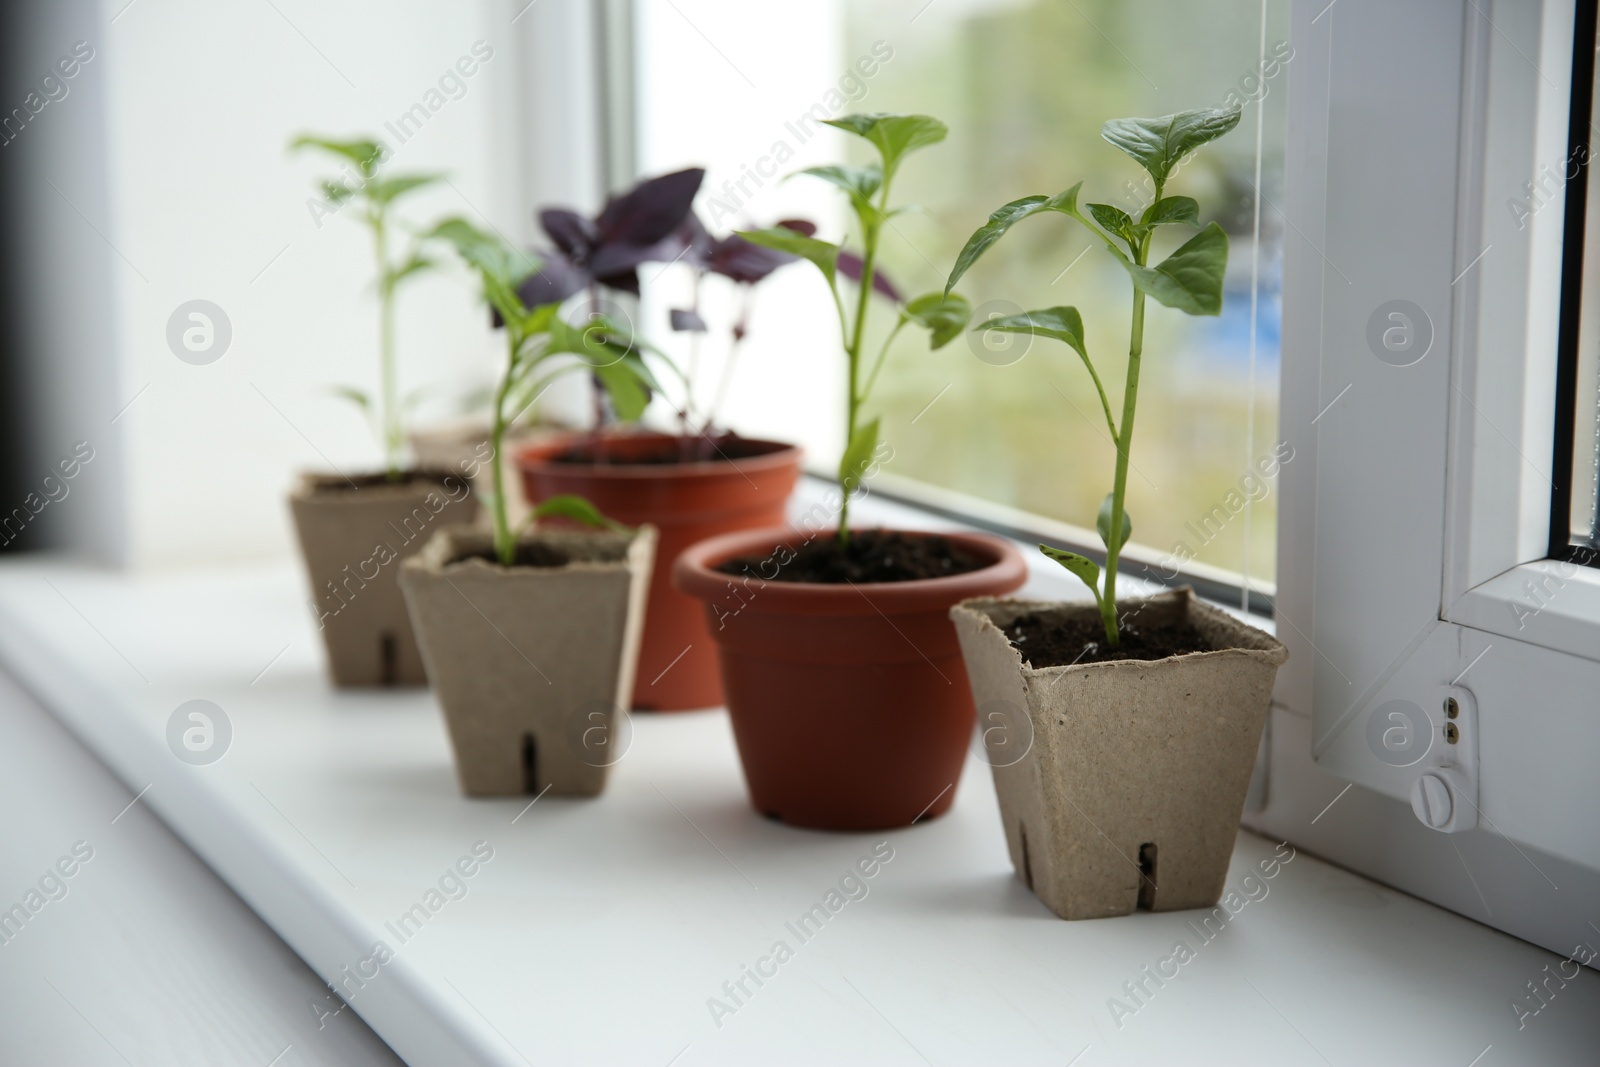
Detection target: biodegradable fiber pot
<box><xmin>673</xmin><ymin>527</ymin><xmax>1028</xmax><ymax>831</ymax></box>
<box><xmin>398</xmin><ymin>525</ymin><xmax>655</xmax><ymax>797</ymax></box>
<box><xmin>290</xmin><ymin>471</ymin><xmax>479</xmax><ymax>687</ymax></box>
<box><xmin>517</xmin><ymin>432</ymin><xmax>801</xmax><ymax>712</ymax></box>
<box><xmin>950</xmin><ymin>588</ymin><xmax>1288</xmax><ymax>919</ymax></box>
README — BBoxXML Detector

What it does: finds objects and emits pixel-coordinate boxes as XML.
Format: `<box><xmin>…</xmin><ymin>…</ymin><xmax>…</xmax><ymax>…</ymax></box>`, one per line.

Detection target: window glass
<box><xmin>635</xmin><ymin>0</ymin><xmax>1287</xmax><ymax>585</ymax></box>
<box><xmin>843</xmin><ymin>0</ymin><xmax>1288</xmax><ymax>584</ymax></box>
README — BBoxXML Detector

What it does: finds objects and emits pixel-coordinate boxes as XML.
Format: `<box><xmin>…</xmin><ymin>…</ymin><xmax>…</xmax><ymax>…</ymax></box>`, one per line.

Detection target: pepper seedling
<box><xmin>738</xmin><ymin>113</ymin><xmax>973</xmax><ymax>543</ymax></box>
<box><xmin>289</xmin><ymin>135</ymin><xmax>441</xmax><ymax>481</ymax></box>
<box><xmin>944</xmin><ymin>106</ymin><xmax>1241</xmax><ymax>645</ymax></box>
<box><xmin>426</xmin><ymin>218</ymin><xmax>665</xmax><ymax>565</ymax></box>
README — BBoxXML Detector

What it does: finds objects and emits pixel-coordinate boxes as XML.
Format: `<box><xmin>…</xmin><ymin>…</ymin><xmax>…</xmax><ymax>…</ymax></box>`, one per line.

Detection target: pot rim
<box><xmin>951</xmin><ymin>590</ymin><xmax>1290</xmax><ymax>671</ymax></box>
<box><xmin>291</xmin><ymin>467</ymin><xmax>472</xmax><ymax>500</ymax></box>
<box><xmin>673</xmin><ymin>525</ymin><xmax>1028</xmax><ymax>615</ymax></box>
<box><xmin>514</xmin><ymin>430</ymin><xmax>802</xmax><ymax>480</ymax></box>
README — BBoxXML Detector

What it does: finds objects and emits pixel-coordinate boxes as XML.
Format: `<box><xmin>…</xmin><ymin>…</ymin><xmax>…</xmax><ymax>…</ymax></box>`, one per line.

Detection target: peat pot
<box><xmin>290</xmin><ymin>470</ymin><xmax>478</xmax><ymax>686</ymax></box>
<box><xmin>950</xmin><ymin>588</ymin><xmax>1288</xmax><ymax>919</ymax></box>
<box><xmin>673</xmin><ymin>526</ymin><xmax>1027</xmax><ymax>831</ymax></box>
<box><xmin>399</xmin><ymin>525</ymin><xmax>655</xmax><ymax>797</ymax></box>
<box><xmin>517</xmin><ymin>431</ymin><xmax>801</xmax><ymax>712</ymax></box>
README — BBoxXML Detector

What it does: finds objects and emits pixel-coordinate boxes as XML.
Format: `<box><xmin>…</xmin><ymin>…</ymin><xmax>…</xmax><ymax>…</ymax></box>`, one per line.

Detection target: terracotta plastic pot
<box><xmin>950</xmin><ymin>589</ymin><xmax>1288</xmax><ymax>919</ymax></box>
<box><xmin>516</xmin><ymin>432</ymin><xmax>801</xmax><ymax>712</ymax></box>
<box><xmin>673</xmin><ymin>526</ymin><xmax>1028</xmax><ymax>831</ymax></box>
<box><xmin>290</xmin><ymin>470</ymin><xmax>478</xmax><ymax>687</ymax></box>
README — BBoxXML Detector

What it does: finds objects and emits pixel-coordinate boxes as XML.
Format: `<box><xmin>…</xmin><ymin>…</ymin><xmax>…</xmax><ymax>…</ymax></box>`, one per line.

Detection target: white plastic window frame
<box><xmin>1275</xmin><ymin>0</ymin><xmax>1598</xmax><ymax>873</ymax></box>
<box><xmin>1443</xmin><ymin>0</ymin><xmax>1600</xmax><ymax>660</ymax></box>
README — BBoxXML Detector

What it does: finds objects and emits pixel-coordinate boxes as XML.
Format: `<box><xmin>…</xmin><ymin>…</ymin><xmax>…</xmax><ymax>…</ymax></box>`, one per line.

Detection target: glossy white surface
<box><xmin>0</xmin><ymin>551</ymin><xmax>1596</xmax><ymax>1066</ymax></box>
<box><xmin>0</xmin><ymin>670</ymin><xmax>401</xmax><ymax>1066</ymax></box>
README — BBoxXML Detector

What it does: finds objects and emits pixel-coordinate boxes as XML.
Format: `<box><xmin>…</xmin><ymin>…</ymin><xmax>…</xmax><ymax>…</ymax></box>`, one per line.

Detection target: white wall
<box><xmin>14</xmin><ymin>0</ymin><xmax>606</xmax><ymax>569</ymax></box>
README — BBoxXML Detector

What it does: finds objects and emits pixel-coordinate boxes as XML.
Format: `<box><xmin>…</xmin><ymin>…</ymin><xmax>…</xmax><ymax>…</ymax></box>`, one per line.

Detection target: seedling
<box><xmin>427</xmin><ymin>219</ymin><xmax>662</xmax><ymax>565</ymax></box>
<box><xmin>740</xmin><ymin>113</ymin><xmax>972</xmax><ymax>543</ymax></box>
<box><xmin>289</xmin><ymin>135</ymin><xmax>441</xmax><ymax>480</ymax></box>
<box><xmin>667</xmin><ymin>214</ymin><xmax>815</xmax><ymax>436</ymax></box>
<box><xmin>944</xmin><ymin>107</ymin><xmax>1242</xmax><ymax>645</ymax></box>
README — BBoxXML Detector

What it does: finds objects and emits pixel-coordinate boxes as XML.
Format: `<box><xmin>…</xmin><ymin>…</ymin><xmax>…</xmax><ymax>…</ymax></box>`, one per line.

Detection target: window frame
<box><xmin>1275</xmin><ymin>0</ymin><xmax>1599</xmax><ymax>875</ymax></box>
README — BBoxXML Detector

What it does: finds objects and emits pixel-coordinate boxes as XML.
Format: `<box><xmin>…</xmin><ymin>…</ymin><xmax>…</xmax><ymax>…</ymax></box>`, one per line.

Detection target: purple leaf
<box><xmin>592</xmin><ymin>267</ymin><xmax>641</xmax><ymax>296</ymax></box>
<box><xmin>596</xmin><ymin>168</ymin><xmax>706</xmax><ymax>248</ymax></box>
<box><xmin>670</xmin><ymin>308</ymin><xmax>708</xmax><ymax>332</ymax></box>
<box><xmin>777</xmin><ymin>218</ymin><xmax>818</xmax><ymax>238</ymax></box>
<box><xmin>516</xmin><ymin>253</ymin><xmax>588</xmax><ymax>310</ymax></box>
<box><xmin>707</xmin><ymin>235</ymin><xmax>790</xmax><ymax>284</ymax></box>
<box><xmin>539</xmin><ymin>209</ymin><xmax>598</xmax><ymax>260</ymax></box>
<box><xmin>589</xmin><ymin>232</ymin><xmax>688</xmax><ymax>280</ymax></box>
<box><xmin>837</xmin><ymin>251</ymin><xmax>903</xmax><ymax>303</ymax></box>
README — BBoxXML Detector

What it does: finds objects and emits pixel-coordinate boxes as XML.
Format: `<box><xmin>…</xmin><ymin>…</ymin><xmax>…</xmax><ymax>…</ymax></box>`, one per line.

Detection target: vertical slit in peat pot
<box><xmin>521</xmin><ymin>733</ymin><xmax>540</xmax><ymax>794</ymax></box>
<box><xmin>1137</xmin><ymin>842</ymin><xmax>1158</xmax><ymax>910</ymax></box>
<box><xmin>380</xmin><ymin>632</ymin><xmax>398</xmax><ymax>686</ymax></box>
<box><xmin>1020</xmin><ymin>824</ymin><xmax>1034</xmax><ymax>890</ymax></box>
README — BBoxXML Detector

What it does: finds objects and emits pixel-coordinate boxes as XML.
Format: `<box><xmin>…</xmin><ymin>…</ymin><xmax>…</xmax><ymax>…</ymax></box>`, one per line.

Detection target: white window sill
<box><xmin>0</xmin><ymin>482</ymin><xmax>1589</xmax><ymax>1065</ymax></box>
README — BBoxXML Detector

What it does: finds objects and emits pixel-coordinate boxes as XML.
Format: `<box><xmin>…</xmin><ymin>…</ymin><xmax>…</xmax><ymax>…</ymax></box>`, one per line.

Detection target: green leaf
<box><xmin>320</xmin><ymin>180</ymin><xmax>358</xmax><ymax>206</ymax></box>
<box><xmin>365</xmin><ymin>173</ymin><xmax>443</xmax><ymax>206</ymax></box>
<box><xmin>1100</xmin><ymin>107</ymin><xmax>1243</xmax><ymax>188</ymax></box>
<box><xmin>532</xmin><ymin>494</ymin><xmax>627</xmax><ymax>532</ymax></box>
<box><xmin>901</xmin><ymin>292</ymin><xmax>972</xmax><ymax>350</ymax></box>
<box><xmin>976</xmin><ymin>307</ymin><xmax>1086</xmax><ymax>360</ymax></box>
<box><xmin>389</xmin><ymin>254</ymin><xmax>434</xmax><ymax>287</ymax></box>
<box><xmin>822</xmin><ymin>113</ymin><xmax>947</xmax><ymax>182</ymax></box>
<box><xmin>328</xmin><ymin>385</ymin><xmax>370</xmax><ymax>412</ymax></box>
<box><xmin>737</xmin><ymin>227</ymin><xmax>840</xmax><ymax>288</ymax></box>
<box><xmin>1039</xmin><ymin>545</ymin><xmax>1101</xmax><ymax>604</ymax></box>
<box><xmin>426</xmin><ymin>218</ymin><xmax>540</xmax><ymax>325</ymax></box>
<box><xmin>590</xmin><ymin>356</ymin><xmax>653</xmax><ymax>422</ymax></box>
<box><xmin>944</xmin><ymin>182</ymin><xmax>1089</xmax><ymax>296</ymax></box>
<box><xmin>796</xmin><ymin>164</ymin><xmax>883</xmax><ymax>211</ymax></box>
<box><xmin>1088</xmin><ymin>203</ymin><xmax>1137</xmax><ymax>245</ymax></box>
<box><xmin>1139</xmin><ymin>195</ymin><xmax>1199</xmax><ymax>230</ymax></box>
<box><xmin>1097</xmin><ymin>494</ymin><xmax>1132</xmax><ymax>553</ymax></box>
<box><xmin>945</xmin><ymin>195</ymin><xmax>1045</xmax><ymax>295</ymax></box>
<box><xmin>838</xmin><ymin>418</ymin><xmax>881</xmax><ymax>496</ymax></box>
<box><xmin>290</xmin><ymin>135</ymin><xmax>386</xmax><ymax>177</ymax></box>
<box><xmin>1121</xmin><ymin>221</ymin><xmax>1229</xmax><ymax>315</ymax></box>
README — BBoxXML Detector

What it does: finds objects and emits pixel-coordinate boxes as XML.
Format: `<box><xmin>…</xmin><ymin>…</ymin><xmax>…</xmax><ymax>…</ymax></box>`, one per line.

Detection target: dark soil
<box><xmin>1005</xmin><ymin>611</ymin><xmax>1214</xmax><ymax>667</ymax></box>
<box><xmin>458</xmin><ymin>543</ymin><xmax>572</xmax><ymax>568</ymax></box>
<box><xmin>552</xmin><ymin>433</ymin><xmax>772</xmax><ymax>466</ymax></box>
<box><xmin>715</xmin><ymin>530</ymin><xmax>984</xmax><ymax>584</ymax></box>
<box><xmin>318</xmin><ymin>470</ymin><xmax>460</xmax><ymax>492</ymax></box>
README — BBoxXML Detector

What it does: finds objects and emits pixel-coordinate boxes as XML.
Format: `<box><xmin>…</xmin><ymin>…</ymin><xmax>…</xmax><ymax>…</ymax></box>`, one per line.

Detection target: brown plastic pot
<box><xmin>673</xmin><ymin>526</ymin><xmax>1028</xmax><ymax>831</ymax></box>
<box><xmin>516</xmin><ymin>431</ymin><xmax>801</xmax><ymax>712</ymax></box>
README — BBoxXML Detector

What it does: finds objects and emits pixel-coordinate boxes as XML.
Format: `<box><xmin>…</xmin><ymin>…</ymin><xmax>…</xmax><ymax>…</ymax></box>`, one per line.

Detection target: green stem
<box><xmin>1101</xmin><ymin>228</ymin><xmax>1151</xmax><ymax>646</ymax></box>
<box><xmin>490</xmin><ymin>331</ymin><xmax>516</xmax><ymax>566</ymax></box>
<box><xmin>860</xmin><ymin>320</ymin><xmax>906</xmax><ymax>408</ymax></box>
<box><xmin>373</xmin><ymin>211</ymin><xmax>401</xmax><ymax>481</ymax></box>
<box><xmin>838</xmin><ymin>178</ymin><xmax>892</xmax><ymax>545</ymax></box>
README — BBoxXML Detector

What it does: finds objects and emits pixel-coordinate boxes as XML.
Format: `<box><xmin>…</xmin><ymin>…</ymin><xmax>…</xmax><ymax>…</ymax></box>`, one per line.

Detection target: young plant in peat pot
<box><xmin>943</xmin><ymin>107</ymin><xmax>1289</xmax><ymax>919</ymax></box>
<box><xmin>285</xmin><ymin>136</ymin><xmax>479</xmax><ymax>687</ymax></box>
<box><xmin>514</xmin><ymin>169</ymin><xmax>805</xmax><ymax>711</ymax></box>
<box><xmin>399</xmin><ymin>220</ymin><xmax>655</xmax><ymax>797</ymax></box>
<box><xmin>672</xmin><ymin>113</ymin><xmax>1027</xmax><ymax>831</ymax></box>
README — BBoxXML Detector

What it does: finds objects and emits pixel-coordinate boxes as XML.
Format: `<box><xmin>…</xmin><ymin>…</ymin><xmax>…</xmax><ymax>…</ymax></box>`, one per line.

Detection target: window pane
<box><xmin>634</xmin><ymin>0</ymin><xmax>1286</xmax><ymax>587</ymax></box>
<box><xmin>843</xmin><ymin>0</ymin><xmax>1287</xmax><ymax>585</ymax></box>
